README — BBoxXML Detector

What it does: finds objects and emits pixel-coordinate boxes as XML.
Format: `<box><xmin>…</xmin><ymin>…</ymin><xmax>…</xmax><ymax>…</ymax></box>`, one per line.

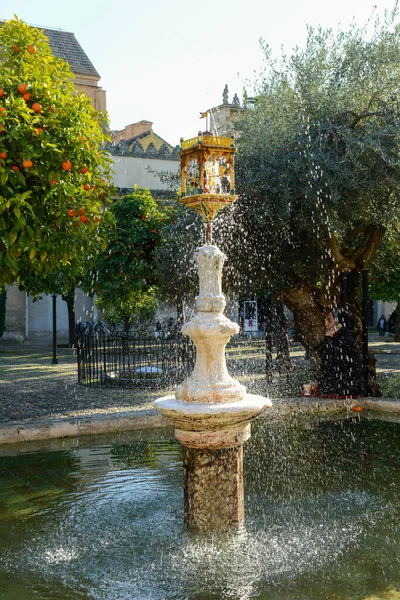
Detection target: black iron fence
<box><xmin>77</xmin><ymin>333</ymin><xmax>196</xmax><ymax>389</ymax></box>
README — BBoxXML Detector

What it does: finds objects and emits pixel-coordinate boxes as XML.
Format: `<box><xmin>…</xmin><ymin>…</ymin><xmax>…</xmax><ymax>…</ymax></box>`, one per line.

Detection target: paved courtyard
<box><xmin>0</xmin><ymin>332</ymin><xmax>398</xmax><ymax>424</ymax></box>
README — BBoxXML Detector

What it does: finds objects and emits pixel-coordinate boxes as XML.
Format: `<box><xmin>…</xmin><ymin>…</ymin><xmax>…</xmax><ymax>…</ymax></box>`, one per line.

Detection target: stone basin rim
<box><xmin>154</xmin><ymin>393</ymin><xmax>272</xmax><ymax>415</ymax></box>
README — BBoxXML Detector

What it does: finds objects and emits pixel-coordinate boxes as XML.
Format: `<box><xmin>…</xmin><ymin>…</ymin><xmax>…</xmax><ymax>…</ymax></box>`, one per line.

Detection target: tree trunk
<box><xmin>278</xmin><ymin>272</ymin><xmax>381</xmax><ymax>396</ymax></box>
<box><xmin>394</xmin><ymin>299</ymin><xmax>400</xmax><ymax>342</ymax></box>
<box><xmin>278</xmin><ymin>284</ymin><xmax>325</xmax><ymax>350</ymax></box>
<box><xmin>259</xmin><ymin>294</ymin><xmax>273</xmax><ymax>379</ymax></box>
<box><xmin>271</xmin><ymin>296</ymin><xmax>291</xmax><ymax>373</ymax></box>
<box><xmin>62</xmin><ymin>294</ymin><xmax>76</xmax><ymax>348</ymax></box>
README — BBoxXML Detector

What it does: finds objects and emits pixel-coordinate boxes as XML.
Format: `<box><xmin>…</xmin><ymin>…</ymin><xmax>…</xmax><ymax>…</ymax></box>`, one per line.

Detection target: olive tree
<box><xmin>226</xmin><ymin>7</ymin><xmax>400</xmax><ymax>356</ymax></box>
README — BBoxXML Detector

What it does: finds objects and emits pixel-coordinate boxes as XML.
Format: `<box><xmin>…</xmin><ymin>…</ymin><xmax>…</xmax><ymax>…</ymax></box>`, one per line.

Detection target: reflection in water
<box><xmin>0</xmin><ymin>418</ymin><xmax>399</xmax><ymax>599</ymax></box>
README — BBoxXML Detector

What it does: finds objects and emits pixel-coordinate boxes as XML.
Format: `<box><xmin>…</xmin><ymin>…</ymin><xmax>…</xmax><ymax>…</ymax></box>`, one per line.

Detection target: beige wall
<box><xmin>74</xmin><ymin>75</ymin><xmax>107</xmax><ymax>113</ymax></box>
<box><xmin>3</xmin><ymin>285</ymin><xmax>26</xmax><ymax>341</ymax></box>
<box><xmin>112</xmin><ymin>155</ymin><xmax>179</xmax><ymax>190</ymax></box>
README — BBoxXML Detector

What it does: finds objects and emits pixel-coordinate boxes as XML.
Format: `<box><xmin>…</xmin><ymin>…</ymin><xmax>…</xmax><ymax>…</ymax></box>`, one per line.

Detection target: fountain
<box><xmin>154</xmin><ymin>133</ymin><xmax>272</xmax><ymax>531</ymax></box>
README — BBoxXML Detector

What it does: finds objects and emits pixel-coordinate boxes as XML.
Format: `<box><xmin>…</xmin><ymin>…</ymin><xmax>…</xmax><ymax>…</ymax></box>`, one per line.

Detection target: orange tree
<box><xmin>0</xmin><ymin>17</ymin><xmax>114</xmax><ymax>292</ymax></box>
<box><xmin>87</xmin><ymin>188</ymin><xmax>169</xmax><ymax>332</ymax></box>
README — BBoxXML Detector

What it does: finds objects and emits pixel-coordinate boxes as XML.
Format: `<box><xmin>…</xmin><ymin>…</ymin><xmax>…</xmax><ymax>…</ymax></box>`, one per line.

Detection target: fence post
<box><xmin>51</xmin><ymin>294</ymin><xmax>59</xmax><ymax>365</ymax></box>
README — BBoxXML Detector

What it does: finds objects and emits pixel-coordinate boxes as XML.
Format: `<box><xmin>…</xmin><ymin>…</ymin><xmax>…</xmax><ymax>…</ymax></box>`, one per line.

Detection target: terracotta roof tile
<box><xmin>40</xmin><ymin>27</ymin><xmax>100</xmax><ymax>79</ymax></box>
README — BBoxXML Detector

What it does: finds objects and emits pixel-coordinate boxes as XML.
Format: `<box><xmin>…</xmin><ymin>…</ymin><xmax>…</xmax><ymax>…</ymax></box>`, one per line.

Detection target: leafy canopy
<box><xmin>233</xmin><ymin>6</ymin><xmax>400</xmax><ymax>295</ymax></box>
<box><xmin>0</xmin><ymin>17</ymin><xmax>114</xmax><ymax>290</ymax></box>
<box><xmin>89</xmin><ymin>188</ymin><xmax>169</xmax><ymax>327</ymax></box>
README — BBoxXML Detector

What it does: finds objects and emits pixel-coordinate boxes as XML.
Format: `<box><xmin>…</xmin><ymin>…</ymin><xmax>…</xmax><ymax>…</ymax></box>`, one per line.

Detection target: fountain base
<box><xmin>155</xmin><ymin>393</ymin><xmax>271</xmax><ymax>530</ymax></box>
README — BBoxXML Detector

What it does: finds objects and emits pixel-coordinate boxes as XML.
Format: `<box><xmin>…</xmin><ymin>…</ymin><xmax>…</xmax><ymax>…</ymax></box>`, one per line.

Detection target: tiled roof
<box><xmin>40</xmin><ymin>27</ymin><xmax>100</xmax><ymax>79</ymax></box>
<box><xmin>0</xmin><ymin>21</ymin><xmax>100</xmax><ymax>79</ymax></box>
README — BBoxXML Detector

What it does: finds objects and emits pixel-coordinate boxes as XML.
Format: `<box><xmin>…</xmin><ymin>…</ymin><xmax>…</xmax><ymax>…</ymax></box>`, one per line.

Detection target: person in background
<box><xmin>304</xmin><ymin>308</ymin><xmax>363</xmax><ymax>398</ymax></box>
<box><xmin>376</xmin><ymin>314</ymin><xmax>388</xmax><ymax>337</ymax></box>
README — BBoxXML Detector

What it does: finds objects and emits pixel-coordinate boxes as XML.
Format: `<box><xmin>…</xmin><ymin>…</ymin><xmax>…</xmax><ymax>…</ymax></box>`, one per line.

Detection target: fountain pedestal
<box><xmin>184</xmin><ymin>445</ymin><xmax>244</xmax><ymax>531</ymax></box>
<box><xmin>154</xmin><ymin>245</ymin><xmax>271</xmax><ymax>531</ymax></box>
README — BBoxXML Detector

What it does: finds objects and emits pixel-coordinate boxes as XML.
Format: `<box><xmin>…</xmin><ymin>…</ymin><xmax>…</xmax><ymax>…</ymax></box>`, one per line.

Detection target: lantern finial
<box><xmin>179</xmin><ymin>134</ymin><xmax>237</xmax><ymax>224</ymax></box>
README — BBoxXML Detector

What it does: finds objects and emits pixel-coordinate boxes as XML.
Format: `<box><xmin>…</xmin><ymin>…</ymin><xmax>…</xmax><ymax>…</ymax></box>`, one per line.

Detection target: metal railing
<box><xmin>77</xmin><ymin>333</ymin><xmax>196</xmax><ymax>389</ymax></box>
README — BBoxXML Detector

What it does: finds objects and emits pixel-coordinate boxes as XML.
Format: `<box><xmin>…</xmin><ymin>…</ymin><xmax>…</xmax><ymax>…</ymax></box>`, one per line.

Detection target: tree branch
<box><xmin>344</xmin><ymin>111</ymin><xmax>383</xmax><ymax>128</ymax></box>
<box><xmin>329</xmin><ymin>224</ymin><xmax>386</xmax><ymax>271</ymax></box>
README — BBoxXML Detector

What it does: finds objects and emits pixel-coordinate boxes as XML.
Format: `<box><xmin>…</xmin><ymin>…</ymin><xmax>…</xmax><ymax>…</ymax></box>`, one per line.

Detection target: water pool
<box><xmin>0</xmin><ymin>414</ymin><xmax>399</xmax><ymax>599</ymax></box>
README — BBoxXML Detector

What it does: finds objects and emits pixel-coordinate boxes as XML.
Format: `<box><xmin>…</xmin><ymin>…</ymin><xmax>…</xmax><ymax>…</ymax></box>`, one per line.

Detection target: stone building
<box><xmin>200</xmin><ymin>85</ymin><xmax>245</xmax><ymax>138</ymax></box>
<box><xmin>39</xmin><ymin>26</ymin><xmax>107</xmax><ymax>113</ymax></box>
<box><xmin>110</xmin><ymin>120</ymin><xmax>179</xmax><ymax>199</ymax></box>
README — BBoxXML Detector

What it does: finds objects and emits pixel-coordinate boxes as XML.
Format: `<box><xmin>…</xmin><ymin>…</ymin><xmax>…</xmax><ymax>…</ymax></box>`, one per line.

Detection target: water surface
<box><xmin>0</xmin><ymin>415</ymin><xmax>399</xmax><ymax>599</ymax></box>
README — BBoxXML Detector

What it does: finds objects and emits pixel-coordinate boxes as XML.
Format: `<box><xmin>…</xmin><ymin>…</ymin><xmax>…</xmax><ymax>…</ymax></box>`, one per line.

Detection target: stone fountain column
<box><xmin>154</xmin><ymin>244</ymin><xmax>271</xmax><ymax>531</ymax></box>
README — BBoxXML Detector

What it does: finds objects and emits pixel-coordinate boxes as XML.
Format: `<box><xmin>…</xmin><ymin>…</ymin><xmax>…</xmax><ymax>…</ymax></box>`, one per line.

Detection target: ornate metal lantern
<box><xmin>179</xmin><ymin>134</ymin><xmax>237</xmax><ymax>241</ymax></box>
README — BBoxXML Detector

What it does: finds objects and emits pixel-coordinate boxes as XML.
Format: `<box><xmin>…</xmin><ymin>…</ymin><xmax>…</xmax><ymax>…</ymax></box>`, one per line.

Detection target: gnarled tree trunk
<box><xmin>278</xmin><ymin>224</ymin><xmax>386</xmax><ymax>396</ymax></box>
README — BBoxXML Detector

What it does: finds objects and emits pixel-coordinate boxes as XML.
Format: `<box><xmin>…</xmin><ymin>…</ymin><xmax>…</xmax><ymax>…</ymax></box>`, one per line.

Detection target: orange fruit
<box><xmin>80</xmin><ymin>166</ymin><xmax>88</xmax><ymax>174</ymax></box>
<box><xmin>22</xmin><ymin>93</ymin><xmax>31</xmax><ymax>102</ymax></box>
<box><xmin>68</xmin><ymin>209</ymin><xmax>77</xmax><ymax>217</ymax></box>
<box><xmin>11</xmin><ymin>165</ymin><xmax>20</xmax><ymax>171</ymax></box>
<box><xmin>49</xmin><ymin>105</ymin><xmax>55</xmax><ymax>113</ymax></box>
<box><xmin>27</xmin><ymin>45</ymin><xmax>36</xmax><ymax>55</ymax></box>
<box><xmin>352</xmin><ymin>405</ymin><xmax>363</xmax><ymax>412</ymax></box>
<box><xmin>0</xmin><ymin>151</ymin><xmax>7</xmax><ymax>159</ymax></box>
<box><xmin>18</xmin><ymin>83</ymin><xmax>27</xmax><ymax>94</ymax></box>
<box><xmin>78</xmin><ymin>207</ymin><xmax>85</xmax><ymax>215</ymax></box>
<box><xmin>33</xmin><ymin>127</ymin><xmax>43</xmax><ymax>136</ymax></box>
<box><xmin>80</xmin><ymin>215</ymin><xmax>89</xmax><ymax>223</ymax></box>
<box><xmin>93</xmin><ymin>216</ymin><xmax>100</xmax><ymax>223</ymax></box>
<box><xmin>0</xmin><ymin>107</ymin><xmax>7</xmax><ymax>116</ymax></box>
<box><xmin>0</xmin><ymin>89</ymin><xmax>5</xmax><ymax>98</ymax></box>
<box><xmin>22</xmin><ymin>159</ymin><xmax>33</xmax><ymax>168</ymax></box>
<box><xmin>12</xmin><ymin>44</ymin><xmax>20</xmax><ymax>53</ymax></box>
<box><xmin>31</xmin><ymin>102</ymin><xmax>42</xmax><ymax>113</ymax></box>
<box><xmin>49</xmin><ymin>178</ymin><xmax>57</xmax><ymax>186</ymax></box>
<box><xmin>62</xmin><ymin>160</ymin><xmax>72</xmax><ymax>171</ymax></box>
<box><xmin>83</xmin><ymin>184</ymin><xmax>91</xmax><ymax>191</ymax></box>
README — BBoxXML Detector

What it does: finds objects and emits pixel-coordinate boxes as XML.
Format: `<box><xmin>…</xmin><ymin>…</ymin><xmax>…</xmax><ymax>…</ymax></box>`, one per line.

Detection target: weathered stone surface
<box><xmin>183</xmin><ymin>446</ymin><xmax>244</xmax><ymax>531</ymax></box>
<box><xmin>175</xmin><ymin>422</ymin><xmax>251</xmax><ymax>449</ymax></box>
<box><xmin>154</xmin><ymin>394</ymin><xmax>271</xmax><ymax>435</ymax></box>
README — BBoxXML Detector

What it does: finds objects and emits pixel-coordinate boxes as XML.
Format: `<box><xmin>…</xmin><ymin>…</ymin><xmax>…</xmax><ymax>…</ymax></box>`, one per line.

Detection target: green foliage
<box><xmin>232</xmin><ymin>8</ymin><xmax>400</xmax><ymax>292</ymax></box>
<box><xmin>370</xmin><ymin>221</ymin><xmax>400</xmax><ymax>301</ymax></box>
<box><xmin>89</xmin><ymin>188</ymin><xmax>168</xmax><ymax>326</ymax></box>
<box><xmin>0</xmin><ymin>17</ymin><xmax>114</xmax><ymax>289</ymax></box>
<box><xmin>378</xmin><ymin>373</ymin><xmax>400</xmax><ymax>397</ymax></box>
<box><xmin>155</xmin><ymin>202</ymin><xmax>200</xmax><ymax>305</ymax></box>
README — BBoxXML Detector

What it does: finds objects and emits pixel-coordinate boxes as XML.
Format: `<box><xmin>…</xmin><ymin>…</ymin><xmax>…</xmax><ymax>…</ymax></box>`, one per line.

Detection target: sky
<box><xmin>1</xmin><ymin>0</ymin><xmax>398</xmax><ymax>146</ymax></box>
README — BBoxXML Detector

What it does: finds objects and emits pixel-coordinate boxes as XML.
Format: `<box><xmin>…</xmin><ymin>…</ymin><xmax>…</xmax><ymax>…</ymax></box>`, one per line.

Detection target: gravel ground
<box><xmin>0</xmin><ymin>336</ymin><xmax>399</xmax><ymax>424</ymax></box>
<box><xmin>0</xmin><ymin>345</ymin><xmax>167</xmax><ymax>423</ymax></box>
